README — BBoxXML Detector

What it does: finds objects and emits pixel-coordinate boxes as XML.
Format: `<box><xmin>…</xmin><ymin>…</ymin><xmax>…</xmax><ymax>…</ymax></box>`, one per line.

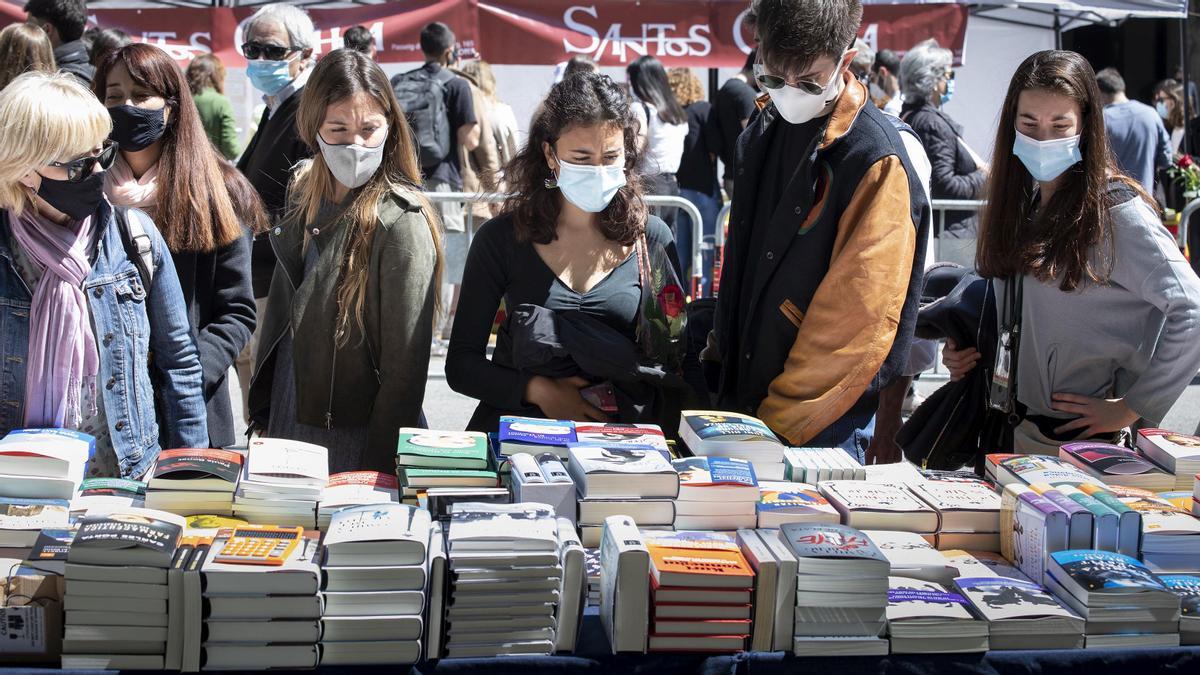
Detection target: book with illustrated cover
<box><xmin>1025</xmin><ymin>483</ymin><xmax>1094</xmax><ymax>550</ymax></box>
<box><xmin>0</xmin><ymin>497</ymin><xmax>69</xmax><ymax>547</ymax></box>
<box><xmin>0</xmin><ymin>428</ymin><xmax>93</xmax><ymax>481</ymax></box>
<box><xmin>779</xmin><ymin>522</ymin><xmax>889</xmax><ymax>577</ymax></box>
<box><xmin>26</xmin><ymin>526</ymin><xmax>75</xmax><ymax>574</ymax></box>
<box><xmin>991</xmin><ymin>454</ymin><xmax>1098</xmax><ymax>489</ymax></box>
<box><xmin>568</xmin><ymin>445</ymin><xmax>678</xmax><ymax>499</ymax></box>
<box><xmin>819</xmin><ymin>481</ymin><xmax>938</xmax><ymax>534</ymax></box>
<box><xmin>1059</xmin><ymin>442</ymin><xmax>1173</xmax><ymax>492</ymax></box>
<box><xmin>324</xmin><ymin>503</ymin><xmax>431</xmax><ymax>567</ymax></box>
<box><xmin>1163</xmin><ymin>574</ymin><xmax>1200</xmax><ymax>644</ymax></box>
<box><xmin>447</xmin><ymin>502</ymin><xmax>558</xmax><ymax>552</ymax></box>
<box><xmin>673</xmin><ymin>456</ymin><xmax>757</xmax><ymax>501</ymax></box>
<box><xmin>677</xmin><ymin>411</ymin><xmax>784</xmax><ymax>460</ymax></box>
<box><xmin>318</xmin><ymin>472</ymin><xmax>398</xmax><ymax>529</ymax></box>
<box><xmin>1104</xmin><ymin>485</ymin><xmax>1200</xmax><ymax>534</ymax></box>
<box><xmin>756</xmin><ymin>481</ymin><xmax>839</xmax><ymax>528</ymax></box>
<box><xmin>1136</xmin><ymin>429</ymin><xmax>1200</xmax><ymax>490</ymax></box>
<box><xmin>886</xmin><ymin>577</ymin><xmax>989</xmax><ymax>653</ymax></box>
<box><xmin>70</xmin><ymin>478</ymin><xmax>146</xmax><ymax>517</ymax></box>
<box><xmin>241</xmin><ymin>439</ymin><xmax>329</xmax><ymax>493</ymax></box>
<box><xmin>574</xmin><ymin>423</ymin><xmax>669</xmax><ymax>456</ymax></box>
<box><xmin>148</xmin><ymin>449</ymin><xmax>243</xmax><ymax>491</ymax></box>
<box><xmin>399</xmin><ymin>468</ymin><xmax>499</xmax><ymax>489</ymax></box>
<box><xmin>886</xmin><ymin>578</ymin><xmax>976</xmax><ymax>621</ymax></box>
<box><xmin>395</xmin><ymin>428</ymin><xmax>490</xmax><ymax>469</ymax></box>
<box><xmin>1000</xmin><ymin>484</ymin><xmax>1069</xmax><ymax>584</ymax></box>
<box><xmin>643</xmin><ymin>530</ymin><xmax>754</xmax><ymax>589</ymax></box>
<box><xmin>499</xmin><ymin>417</ymin><xmax>576</xmax><ymax>457</ymax></box>
<box><xmin>68</xmin><ymin>508</ymin><xmax>184</xmax><ymax>568</ymax></box>
<box><xmin>1160</xmin><ymin>491</ymin><xmax>1196</xmax><ymax>512</ymax></box>
<box><xmin>1045</xmin><ymin>550</ymin><xmax>1177</xmax><ymax>615</ymax></box>
<box><xmin>941</xmin><ymin>549</ymin><xmax>1030</xmax><ymax>582</ymax></box>
<box><xmin>864</xmin><ymin>530</ymin><xmax>956</xmax><ymax>585</ymax></box>
<box><xmin>954</xmin><ymin>576</ymin><xmax>1079</xmax><ymax>622</ymax></box>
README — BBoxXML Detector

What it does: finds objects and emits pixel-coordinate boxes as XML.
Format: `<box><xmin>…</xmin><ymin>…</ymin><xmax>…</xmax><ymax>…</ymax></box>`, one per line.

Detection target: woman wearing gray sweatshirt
<box><xmin>942</xmin><ymin>50</ymin><xmax>1200</xmax><ymax>455</ymax></box>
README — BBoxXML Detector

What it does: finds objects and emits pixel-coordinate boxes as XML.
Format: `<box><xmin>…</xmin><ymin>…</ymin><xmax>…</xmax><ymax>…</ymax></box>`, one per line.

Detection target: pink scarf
<box><xmin>8</xmin><ymin>208</ymin><xmax>99</xmax><ymax>429</ymax></box>
<box><xmin>104</xmin><ymin>154</ymin><xmax>159</xmax><ymax>212</ymax></box>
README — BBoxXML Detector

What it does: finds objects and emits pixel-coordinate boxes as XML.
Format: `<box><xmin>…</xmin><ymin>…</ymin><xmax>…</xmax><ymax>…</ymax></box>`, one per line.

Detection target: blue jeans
<box><xmin>678</xmin><ymin>187</ymin><xmax>722</xmax><ymax>297</ymax></box>
<box><xmin>807</xmin><ymin>412</ymin><xmax>876</xmax><ymax>465</ymax></box>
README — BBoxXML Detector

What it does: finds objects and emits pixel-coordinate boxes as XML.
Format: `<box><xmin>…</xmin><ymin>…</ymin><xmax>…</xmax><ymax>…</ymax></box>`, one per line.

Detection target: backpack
<box><xmin>390</xmin><ymin>66</ymin><xmax>455</xmax><ymax>172</ymax></box>
<box><xmin>114</xmin><ymin>206</ymin><xmax>156</xmax><ymax>288</ymax></box>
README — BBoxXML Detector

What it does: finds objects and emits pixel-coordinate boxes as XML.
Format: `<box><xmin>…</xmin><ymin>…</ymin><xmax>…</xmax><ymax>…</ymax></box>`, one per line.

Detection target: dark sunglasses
<box><xmin>242</xmin><ymin>41</ymin><xmax>297</xmax><ymax>61</ymax></box>
<box><xmin>48</xmin><ymin>141</ymin><xmax>118</xmax><ymax>182</ymax></box>
<box><xmin>753</xmin><ymin>63</ymin><xmax>830</xmax><ymax>96</ymax></box>
<box><xmin>944</xmin><ymin>70</ymin><xmax>956</xmax><ymax>81</ymax></box>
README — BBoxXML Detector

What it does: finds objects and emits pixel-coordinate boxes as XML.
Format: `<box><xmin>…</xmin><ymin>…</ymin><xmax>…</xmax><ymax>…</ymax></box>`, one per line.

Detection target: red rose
<box><xmin>1180</xmin><ymin>154</ymin><xmax>1194</xmax><ymax>169</ymax></box>
<box><xmin>657</xmin><ymin>284</ymin><xmax>685</xmax><ymax>318</ymax></box>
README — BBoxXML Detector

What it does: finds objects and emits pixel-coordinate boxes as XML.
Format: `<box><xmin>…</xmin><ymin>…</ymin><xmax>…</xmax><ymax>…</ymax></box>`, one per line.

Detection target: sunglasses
<box><xmin>241</xmin><ymin>41</ymin><xmax>298</xmax><ymax>61</ymax></box>
<box><xmin>48</xmin><ymin>141</ymin><xmax>118</xmax><ymax>182</ymax></box>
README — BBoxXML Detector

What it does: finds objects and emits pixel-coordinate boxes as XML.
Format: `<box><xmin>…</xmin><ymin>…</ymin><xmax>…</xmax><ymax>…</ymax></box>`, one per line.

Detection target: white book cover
<box><xmin>941</xmin><ymin>549</ymin><xmax>1031</xmax><ymax>582</ymax></box>
<box><xmin>243</xmin><ymin>439</ymin><xmax>328</xmax><ymax>488</ymax></box>
<box><xmin>447</xmin><ymin>502</ymin><xmax>558</xmax><ymax>551</ymax></box>
<box><xmin>0</xmin><ymin>428</ymin><xmax>92</xmax><ymax>482</ymax></box>
<box><xmin>554</xmin><ymin>517</ymin><xmax>586</xmax><ymax>652</ymax></box>
<box><xmin>567</xmin><ymin>445</ymin><xmax>674</xmax><ymax>475</ymax></box>
<box><xmin>861</xmin><ymin>461</ymin><xmax>926</xmax><ymax>486</ymax></box>
<box><xmin>886</xmin><ymin>577</ymin><xmax>976</xmax><ymax>621</ymax></box>
<box><xmin>954</xmin><ymin>576</ymin><xmax>1081</xmax><ymax>623</ymax></box>
<box><xmin>319</xmin><ymin>472</ymin><xmax>398</xmax><ymax>510</ymax></box>
<box><xmin>820</xmin><ymin>481</ymin><xmax>934</xmax><ymax>513</ymax></box>
<box><xmin>864</xmin><ymin>530</ymin><xmax>956</xmax><ymax>584</ymax></box>
<box><xmin>910</xmin><ymin>480</ymin><xmax>1001</xmax><ymax>513</ymax></box>
<box><xmin>599</xmin><ymin>515</ymin><xmax>649</xmax><ymax>654</ymax></box>
<box><xmin>324</xmin><ymin>503</ymin><xmax>431</xmax><ymax>548</ymax></box>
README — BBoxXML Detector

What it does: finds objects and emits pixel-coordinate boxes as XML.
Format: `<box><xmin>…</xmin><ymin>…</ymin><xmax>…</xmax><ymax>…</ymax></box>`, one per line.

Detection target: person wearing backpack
<box><xmin>391</xmin><ymin>22</ymin><xmax>478</xmax><ymax>347</ymax></box>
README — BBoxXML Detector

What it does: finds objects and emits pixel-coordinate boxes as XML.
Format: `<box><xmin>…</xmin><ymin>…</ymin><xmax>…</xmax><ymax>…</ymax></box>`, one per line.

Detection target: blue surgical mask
<box><xmin>1157</xmin><ymin>100</ymin><xmax>1171</xmax><ymax>120</ymax></box>
<box><xmin>246</xmin><ymin>59</ymin><xmax>293</xmax><ymax>96</ymax></box>
<box><xmin>554</xmin><ymin>158</ymin><xmax>626</xmax><ymax>213</ymax></box>
<box><xmin>941</xmin><ymin>78</ymin><xmax>955</xmax><ymax>105</ymax></box>
<box><xmin>1012</xmin><ymin>129</ymin><xmax>1082</xmax><ymax>182</ymax></box>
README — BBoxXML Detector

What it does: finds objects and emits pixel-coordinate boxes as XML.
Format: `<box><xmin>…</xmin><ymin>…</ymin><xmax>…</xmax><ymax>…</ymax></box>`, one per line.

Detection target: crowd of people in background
<box><xmin>0</xmin><ymin>0</ymin><xmax>1198</xmax><ymax>479</ymax></box>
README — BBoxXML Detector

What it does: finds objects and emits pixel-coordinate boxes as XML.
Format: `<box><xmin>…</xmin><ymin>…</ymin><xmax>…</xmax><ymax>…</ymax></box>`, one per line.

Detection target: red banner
<box><xmin>1</xmin><ymin>0</ymin><xmax>965</xmax><ymax>68</ymax></box>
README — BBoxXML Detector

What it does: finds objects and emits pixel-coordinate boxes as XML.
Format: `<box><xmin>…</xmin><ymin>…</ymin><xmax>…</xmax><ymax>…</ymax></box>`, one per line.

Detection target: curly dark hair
<box><xmin>502</xmin><ymin>71</ymin><xmax>648</xmax><ymax>246</ymax></box>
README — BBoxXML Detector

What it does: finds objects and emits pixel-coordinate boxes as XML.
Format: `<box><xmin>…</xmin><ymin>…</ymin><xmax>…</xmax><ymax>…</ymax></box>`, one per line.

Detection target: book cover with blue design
<box><xmin>1049</xmin><ymin>549</ymin><xmax>1166</xmax><ymax>591</ymax></box>
<box><xmin>673</xmin><ymin>456</ymin><xmax>757</xmax><ymax>488</ymax></box>
<box><xmin>1162</xmin><ymin>575</ymin><xmax>1200</xmax><ymax>616</ymax></box>
<box><xmin>499</xmin><ymin>417</ymin><xmax>577</xmax><ymax>455</ymax></box>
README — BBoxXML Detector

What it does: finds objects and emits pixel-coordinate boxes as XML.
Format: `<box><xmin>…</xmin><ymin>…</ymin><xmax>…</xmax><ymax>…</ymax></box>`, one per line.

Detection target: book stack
<box><xmin>319</xmin><ymin>503</ymin><xmax>430</xmax><ymax>666</ymax></box>
<box><xmin>233</xmin><ymin>439</ymin><xmax>328</xmax><ymax>528</ymax></box>
<box><xmin>678</xmin><ymin>411</ymin><xmax>787</xmax><ymax>481</ymax></box>
<box><xmin>1137</xmin><ymin>429</ymin><xmax>1200</xmax><ymax>491</ymax></box>
<box><xmin>952</xmin><ymin>567</ymin><xmax>1084</xmax><ymax>649</ymax></box>
<box><xmin>317</xmin><ymin>471</ymin><xmax>399</xmax><ymax>530</ymax></box>
<box><xmin>909</xmin><ymin>474</ymin><xmax>1002</xmax><ymax>551</ymax></box>
<box><xmin>61</xmin><ymin>508</ymin><xmax>184</xmax><ymax>671</ymax></box>
<box><xmin>570</xmin><ymin>445</ymin><xmax>678</xmax><ymax>547</ymax></box>
<box><xmin>885</xmin><ymin>576</ymin><xmax>989</xmax><ymax>653</ymax></box>
<box><xmin>69</xmin><ymin>477</ymin><xmax>146</xmax><ymax>518</ymax></box>
<box><xmin>0</xmin><ymin>429</ymin><xmax>92</xmax><ymax>501</ymax></box>
<box><xmin>782</xmin><ymin>447</ymin><xmax>865</xmax><ymax>483</ymax></box>
<box><xmin>985</xmin><ymin>453</ymin><xmax>1098</xmax><ymax>489</ymax></box>
<box><xmin>818</xmin><ymin>481</ymin><xmax>938</xmax><ymax>535</ymax></box>
<box><xmin>780</xmin><ymin>523</ymin><xmax>889</xmax><ymax>656</ymax></box>
<box><xmin>499</xmin><ymin>416</ymin><xmax>576</xmax><ymax>459</ymax></box>
<box><xmin>862</xmin><ymin>460</ymin><xmax>928</xmax><ymax>486</ymax></box>
<box><xmin>145</xmin><ymin>449</ymin><xmax>243</xmax><ymax>516</ymax></box>
<box><xmin>1000</xmin><ymin>483</ymin><xmax>1070</xmax><ymax>584</ymax></box>
<box><xmin>510</xmin><ymin>452</ymin><xmax>575</xmax><ymax>520</ymax></box>
<box><xmin>672</xmin><ymin>456</ymin><xmax>758</xmax><ymax>530</ymax></box>
<box><xmin>0</xmin><ymin>497</ymin><xmax>68</xmax><ymax>548</ymax></box>
<box><xmin>1162</xmin><ymin>574</ymin><xmax>1200</xmax><ymax>644</ymax></box>
<box><xmin>554</xmin><ymin>518</ymin><xmax>587</xmax><ymax>652</ymax></box>
<box><xmin>199</xmin><ymin>525</ymin><xmax>322</xmax><ymax>669</ymax></box>
<box><xmin>736</xmin><ymin>529</ymin><xmax>797</xmax><ymax>651</ymax></box>
<box><xmin>1059</xmin><ymin>442</ymin><xmax>1174</xmax><ymax>492</ymax></box>
<box><xmin>756</xmin><ymin>481</ymin><xmax>840</xmax><ymax>528</ymax></box>
<box><xmin>444</xmin><ymin>502</ymin><xmax>562</xmax><ymax>658</ymax></box>
<box><xmin>1045</xmin><ymin>550</ymin><xmax>1181</xmax><ymax>648</ymax></box>
<box><xmin>396</xmin><ymin>429</ymin><xmax>497</xmax><ymax>506</ymax></box>
<box><xmin>1104</xmin><ymin>485</ymin><xmax>1200</xmax><ymax>573</ymax></box>
<box><xmin>644</xmin><ymin>531</ymin><xmax>753</xmax><ymax>652</ymax></box>
<box><xmin>599</xmin><ymin>515</ymin><xmax>650</xmax><ymax>653</ymax></box>
<box><xmin>574</xmin><ymin>423</ymin><xmax>671</xmax><ymax>457</ymax></box>
<box><xmin>585</xmin><ymin>548</ymin><xmax>602</xmax><ymax>607</ymax></box>
<box><xmin>865</xmin><ymin>530</ymin><xmax>957</xmax><ymax>585</ymax></box>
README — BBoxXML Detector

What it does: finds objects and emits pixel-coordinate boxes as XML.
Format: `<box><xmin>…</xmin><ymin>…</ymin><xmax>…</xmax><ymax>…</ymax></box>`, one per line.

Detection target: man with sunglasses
<box><xmin>234</xmin><ymin>3</ymin><xmax>316</xmax><ymax>423</ymax></box>
<box><xmin>705</xmin><ymin>0</ymin><xmax>929</xmax><ymax>463</ymax></box>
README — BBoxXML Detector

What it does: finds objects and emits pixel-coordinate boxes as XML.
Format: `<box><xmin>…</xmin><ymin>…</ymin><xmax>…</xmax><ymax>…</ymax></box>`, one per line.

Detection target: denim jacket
<box><xmin>0</xmin><ymin>203</ymin><xmax>208</xmax><ymax>477</ymax></box>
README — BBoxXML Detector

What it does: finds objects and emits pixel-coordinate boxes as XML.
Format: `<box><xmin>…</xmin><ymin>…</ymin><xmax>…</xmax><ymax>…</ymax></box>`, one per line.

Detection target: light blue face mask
<box><xmin>1157</xmin><ymin>100</ymin><xmax>1171</xmax><ymax>120</ymax></box>
<box><xmin>554</xmin><ymin>158</ymin><xmax>627</xmax><ymax>213</ymax></box>
<box><xmin>246</xmin><ymin>58</ymin><xmax>293</xmax><ymax>96</ymax></box>
<box><xmin>1012</xmin><ymin>129</ymin><xmax>1082</xmax><ymax>182</ymax></box>
<box><xmin>941</xmin><ymin>77</ymin><xmax>955</xmax><ymax>105</ymax></box>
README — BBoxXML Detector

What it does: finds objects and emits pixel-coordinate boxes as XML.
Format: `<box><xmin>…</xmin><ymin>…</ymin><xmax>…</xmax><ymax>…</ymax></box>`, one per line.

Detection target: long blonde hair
<box><xmin>290</xmin><ymin>49</ymin><xmax>443</xmax><ymax>346</ymax></box>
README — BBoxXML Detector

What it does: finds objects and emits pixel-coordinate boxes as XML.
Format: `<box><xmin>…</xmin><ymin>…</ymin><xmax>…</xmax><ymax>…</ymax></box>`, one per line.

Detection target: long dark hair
<box><xmin>94</xmin><ymin>43</ymin><xmax>243</xmax><ymax>253</ymax></box>
<box><xmin>503</xmin><ymin>71</ymin><xmax>648</xmax><ymax>246</ymax></box>
<box><xmin>976</xmin><ymin>50</ymin><xmax>1153</xmax><ymax>291</ymax></box>
<box><xmin>627</xmin><ymin>56</ymin><xmax>686</xmax><ymax>125</ymax></box>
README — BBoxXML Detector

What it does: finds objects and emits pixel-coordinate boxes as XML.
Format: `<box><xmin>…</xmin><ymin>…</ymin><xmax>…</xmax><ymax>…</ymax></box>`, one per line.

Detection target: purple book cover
<box><xmin>1017</xmin><ymin>490</ymin><xmax>1060</xmax><ymax>517</ymax></box>
<box><xmin>1040</xmin><ymin>489</ymin><xmax>1088</xmax><ymax>517</ymax></box>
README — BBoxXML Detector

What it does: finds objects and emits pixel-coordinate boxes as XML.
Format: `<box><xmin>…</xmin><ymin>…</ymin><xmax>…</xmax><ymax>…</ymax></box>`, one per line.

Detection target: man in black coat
<box><xmin>24</xmin><ymin>0</ymin><xmax>94</xmax><ymax>86</ymax></box>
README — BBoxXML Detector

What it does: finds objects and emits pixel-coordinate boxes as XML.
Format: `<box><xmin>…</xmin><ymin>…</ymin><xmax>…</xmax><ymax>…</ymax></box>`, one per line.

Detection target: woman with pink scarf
<box><xmin>96</xmin><ymin>44</ymin><xmax>263</xmax><ymax>450</ymax></box>
<box><xmin>0</xmin><ymin>71</ymin><xmax>207</xmax><ymax>478</ymax></box>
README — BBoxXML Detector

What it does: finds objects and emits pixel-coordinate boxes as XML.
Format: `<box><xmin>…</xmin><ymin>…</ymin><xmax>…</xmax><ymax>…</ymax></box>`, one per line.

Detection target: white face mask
<box><xmin>554</xmin><ymin>158</ymin><xmax>626</xmax><ymax>213</ymax></box>
<box><xmin>758</xmin><ymin>59</ymin><xmax>845</xmax><ymax>125</ymax></box>
<box><xmin>1011</xmin><ymin>129</ymin><xmax>1082</xmax><ymax>183</ymax></box>
<box><xmin>317</xmin><ymin>130</ymin><xmax>387</xmax><ymax>190</ymax></box>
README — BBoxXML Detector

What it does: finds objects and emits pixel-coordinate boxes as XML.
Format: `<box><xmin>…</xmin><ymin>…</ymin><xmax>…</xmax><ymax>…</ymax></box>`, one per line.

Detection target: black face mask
<box><xmin>109</xmin><ymin>104</ymin><xmax>166</xmax><ymax>152</ymax></box>
<box><xmin>37</xmin><ymin>170</ymin><xmax>106</xmax><ymax>222</ymax></box>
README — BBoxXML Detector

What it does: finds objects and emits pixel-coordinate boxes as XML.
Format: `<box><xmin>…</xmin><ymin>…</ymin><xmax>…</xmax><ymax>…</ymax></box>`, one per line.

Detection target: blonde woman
<box><xmin>249</xmin><ymin>49</ymin><xmax>442</xmax><ymax>473</ymax></box>
<box><xmin>667</xmin><ymin>67</ymin><xmax>719</xmax><ymax>293</ymax></box>
<box><xmin>0</xmin><ymin>72</ymin><xmax>207</xmax><ymax>477</ymax></box>
<box><xmin>0</xmin><ymin>23</ymin><xmax>55</xmax><ymax>91</ymax></box>
<box><xmin>459</xmin><ymin>59</ymin><xmax>519</xmax><ymax>167</ymax></box>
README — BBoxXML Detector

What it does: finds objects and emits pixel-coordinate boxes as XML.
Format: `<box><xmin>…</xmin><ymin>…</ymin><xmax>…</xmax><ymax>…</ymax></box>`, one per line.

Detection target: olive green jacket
<box><xmin>193</xmin><ymin>88</ymin><xmax>241</xmax><ymax>160</ymax></box>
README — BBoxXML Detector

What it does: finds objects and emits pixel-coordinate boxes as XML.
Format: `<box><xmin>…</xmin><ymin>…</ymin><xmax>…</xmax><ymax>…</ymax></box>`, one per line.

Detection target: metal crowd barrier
<box><xmin>424</xmin><ymin>191</ymin><xmax>705</xmax><ymax>296</ymax></box>
<box><xmin>1177</xmin><ymin>198</ymin><xmax>1200</xmax><ymax>250</ymax></box>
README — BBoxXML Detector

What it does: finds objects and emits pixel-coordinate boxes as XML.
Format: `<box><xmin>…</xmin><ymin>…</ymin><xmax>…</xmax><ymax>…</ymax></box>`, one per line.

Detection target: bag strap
<box><xmin>1000</xmin><ymin>275</ymin><xmax>1023</xmax><ymax>422</ymax></box>
<box><xmin>114</xmin><ymin>206</ymin><xmax>155</xmax><ymax>287</ymax></box>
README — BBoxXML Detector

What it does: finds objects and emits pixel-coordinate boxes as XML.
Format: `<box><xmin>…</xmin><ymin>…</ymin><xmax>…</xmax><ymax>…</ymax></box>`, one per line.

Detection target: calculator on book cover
<box><xmin>213</xmin><ymin>526</ymin><xmax>304</xmax><ymax>566</ymax></box>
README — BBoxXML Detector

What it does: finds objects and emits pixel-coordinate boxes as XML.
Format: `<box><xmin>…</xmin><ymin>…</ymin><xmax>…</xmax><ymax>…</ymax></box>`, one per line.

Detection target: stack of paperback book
<box><xmin>1044</xmin><ymin>549</ymin><xmax>1181</xmax><ymax>648</ymax></box>
<box><xmin>1105</xmin><ymin>485</ymin><xmax>1200</xmax><ymax>572</ymax></box>
<box><xmin>0</xmin><ymin>428</ymin><xmax>93</xmax><ymax>500</ymax></box>
<box><xmin>233</xmin><ymin>439</ymin><xmax>328</xmax><ymax>528</ymax></box>
<box><xmin>396</xmin><ymin>429</ymin><xmax>497</xmax><ymax>505</ymax></box>
<box><xmin>573</xmin><ymin>423</ymin><xmax>672</xmax><ymax>457</ymax></box>
<box><xmin>319</xmin><ymin>503</ymin><xmax>430</xmax><ymax>665</ymax></box>
<box><xmin>1162</xmin><ymin>575</ymin><xmax>1200</xmax><ymax>644</ymax></box>
<box><xmin>909</xmin><ymin>474</ymin><xmax>1002</xmax><ymax>551</ymax></box>
<box><xmin>736</xmin><ymin>528</ymin><xmax>798</xmax><ymax>652</ymax></box>
<box><xmin>885</xmin><ymin>576</ymin><xmax>989</xmax><ymax>653</ymax></box>
<box><xmin>678</xmin><ymin>411</ymin><xmax>787</xmax><ymax>481</ymax></box>
<box><xmin>781</xmin><ymin>523</ymin><xmax>889</xmax><ymax>656</ymax></box>
<box><xmin>444</xmin><ymin>502</ymin><xmax>562</xmax><ymax>657</ymax></box>
<box><xmin>1137</xmin><ymin>429</ymin><xmax>1200</xmax><ymax>490</ymax></box>
<box><xmin>498</xmin><ymin>416</ymin><xmax>576</xmax><ymax>460</ymax></box>
<box><xmin>644</xmin><ymin>531</ymin><xmax>753</xmax><ymax>652</ymax></box>
<box><xmin>672</xmin><ymin>456</ymin><xmax>758</xmax><ymax>530</ymax></box>
<box><xmin>865</xmin><ymin>530</ymin><xmax>957</xmax><ymax>584</ymax></box>
<box><xmin>818</xmin><ymin>481</ymin><xmax>938</xmax><ymax>535</ymax></box>
<box><xmin>952</xmin><ymin>571</ymin><xmax>1084</xmax><ymax>649</ymax></box>
<box><xmin>0</xmin><ymin>496</ymin><xmax>68</xmax><ymax>548</ymax></box>
<box><xmin>986</xmin><ymin>453</ymin><xmax>1098</xmax><ymax>489</ymax></box>
<box><xmin>145</xmin><ymin>449</ymin><xmax>243</xmax><ymax>516</ymax></box>
<box><xmin>599</xmin><ymin>516</ymin><xmax>650</xmax><ymax>653</ymax></box>
<box><xmin>317</xmin><ymin>471</ymin><xmax>399</xmax><ymax>530</ymax></box>
<box><xmin>755</xmin><ymin>481</ymin><xmax>840</xmax><ymax>528</ymax></box>
<box><xmin>783</xmin><ymin>447</ymin><xmax>865</xmax><ymax>483</ymax></box>
<box><xmin>569</xmin><ymin>445</ymin><xmax>678</xmax><ymax>547</ymax></box>
<box><xmin>1059</xmin><ymin>442</ymin><xmax>1174</xmax><ymax>492</ymax></box>
<box><xmin>199</xmin><ymin>525</ymin><xmax>322</xmax><ymax>669</ymax></box>
<box><xmin>61</xmin><ymin>507</ymin><xmax>185</xmax><ymax>670</ymax></box>
<box><xmin>69</xmin><ymin>477</ymin><xmax>146</xmax><ymax>518</ymax></box>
